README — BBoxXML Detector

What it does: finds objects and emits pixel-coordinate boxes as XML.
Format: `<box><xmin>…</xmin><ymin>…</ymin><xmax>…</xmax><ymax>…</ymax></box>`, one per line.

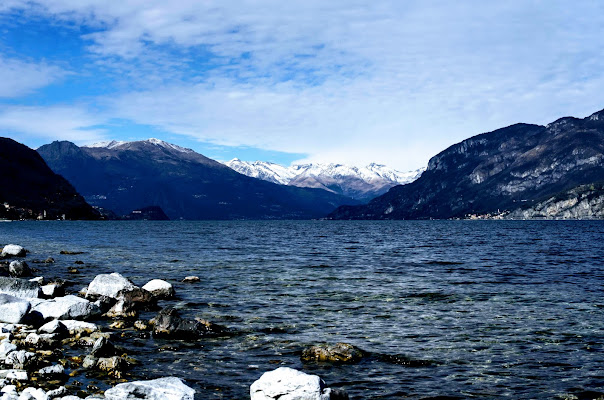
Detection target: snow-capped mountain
<box><xmin>225</xmin><ymin>159</ymin><xmax>425</xmax><ymax>202</ymax></box>
<box><xmin>84</xmin><ymin>138</ymin><xmax>195</xmax><ymax>154</ymax></box>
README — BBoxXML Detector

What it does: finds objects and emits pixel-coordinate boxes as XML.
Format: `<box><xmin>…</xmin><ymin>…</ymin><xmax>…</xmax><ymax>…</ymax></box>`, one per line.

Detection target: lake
<box><xmin>1</xmin><ymin>220</ymin><xmax>603</xmax><ymax>399</ymax></box>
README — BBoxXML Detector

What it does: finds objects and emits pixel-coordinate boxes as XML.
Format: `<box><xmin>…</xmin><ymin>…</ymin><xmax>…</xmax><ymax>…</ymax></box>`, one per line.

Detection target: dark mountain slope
<box><xmin>38</xmin><ymin>139</ymin><xmax>357</xmax><ymax>220</ymax></box>
<box><xmin>329</xmin><ymin>109</ymin><xmax>604</xmax><ymax>219</ymax></box>
<box><xmin>0</xmin><ymin>138</ymin><xmax>99</xmax><ymax>220</ymax></box>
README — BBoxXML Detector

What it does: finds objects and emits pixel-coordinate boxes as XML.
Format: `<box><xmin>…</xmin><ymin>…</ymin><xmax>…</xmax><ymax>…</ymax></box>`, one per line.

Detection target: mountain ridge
<box><xmin>225</xmin><ymin>159</ymin><xmax>424</xmax><ymax>202</ymax></box>
<box><xmin>38</xmin><ymin>139</ymin><xmax>358</xmax><ymax>220</ymax></box>
<box><xmin>328</xmin><ymin>108</ymin><xmax>604</xmax><ymax>219</ymax></box>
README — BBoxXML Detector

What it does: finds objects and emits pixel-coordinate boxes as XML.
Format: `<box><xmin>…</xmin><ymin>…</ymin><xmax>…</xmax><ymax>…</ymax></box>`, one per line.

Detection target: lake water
<box><xmin>1</xmin><ymin>220</ymin><xmax>603</xmax><ymax>399</ymax></box>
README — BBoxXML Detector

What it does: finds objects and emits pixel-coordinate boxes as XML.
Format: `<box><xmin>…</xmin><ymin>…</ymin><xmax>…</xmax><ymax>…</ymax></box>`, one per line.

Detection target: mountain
<box><xmin>328</xmin><ymin>108</ymin><xmax>604</xmax><ymax>219</ymax></box>
<box><xmin>505</xmin><ymin>183</ymin><xmax>604</xmax><ymax>220</ymax></box>
<box><xmin>0</xmin><ymin>137</ymin><xmax>99</xmax><ymax>220</ymax></box>
<box><xmin>37</xmin><ymin>139</ymin><xmax>358</xmax><ymax>220</ymax></box>
<box><xmin>225</xmin><ymin>159</ymin><xmax>424</xmax><ymax>202</ymax></box>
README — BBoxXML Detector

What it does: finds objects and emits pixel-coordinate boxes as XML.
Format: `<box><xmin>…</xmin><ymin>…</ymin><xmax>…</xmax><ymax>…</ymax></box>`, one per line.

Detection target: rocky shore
<box><xmin>0</xmin><ymin>244</ymin><xmax>349</xmax><ymax>399</ymax></box>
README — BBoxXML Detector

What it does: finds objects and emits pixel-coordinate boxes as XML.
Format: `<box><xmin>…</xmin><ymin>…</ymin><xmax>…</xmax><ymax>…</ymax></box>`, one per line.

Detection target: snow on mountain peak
<box><xmin>85</xmin><ymin>138</ymin><xmax>194</xmax><ymax>154</ymax></box>
<box><xmin>224</xmin><ymin>159</ymin><xmax>425</xmax><ymax>201</ymax></box>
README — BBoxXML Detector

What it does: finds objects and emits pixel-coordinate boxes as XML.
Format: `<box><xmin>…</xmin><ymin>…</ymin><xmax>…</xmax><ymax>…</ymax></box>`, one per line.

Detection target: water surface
<box><xmin>1</xmin><ymin>220</ymin><xmax>603</xmax><ymax>399</ymax></box>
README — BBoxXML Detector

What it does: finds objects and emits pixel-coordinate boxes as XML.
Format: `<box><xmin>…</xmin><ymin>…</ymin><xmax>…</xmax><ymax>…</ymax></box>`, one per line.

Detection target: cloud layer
<box><xmin>2</xmin><ymin>1</ymin><xmax>604</xmax><ymax>169</ymax></box>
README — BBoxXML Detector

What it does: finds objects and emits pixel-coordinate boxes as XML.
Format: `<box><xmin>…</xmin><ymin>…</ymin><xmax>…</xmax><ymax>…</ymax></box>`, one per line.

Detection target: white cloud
<box><xmin>2</xmin><ymin>1</ymin><xmax>604</xmax><ymax>169</ymax></box>
<box><xmin>0</xmin><ymin>57</ymin><xmax>64</xmax><ymax>98</ymax></box>
<box><xmin>0</xmin><ymin>105</ymin><xmax>107</xmax><ymax>143</ymax></box>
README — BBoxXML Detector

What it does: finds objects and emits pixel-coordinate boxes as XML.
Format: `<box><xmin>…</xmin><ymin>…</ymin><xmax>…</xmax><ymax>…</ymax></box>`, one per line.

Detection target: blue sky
<box><xmin>1</xmin><ymin>1</ymin><xmax>604</xmax><ymax>169</ymax></box>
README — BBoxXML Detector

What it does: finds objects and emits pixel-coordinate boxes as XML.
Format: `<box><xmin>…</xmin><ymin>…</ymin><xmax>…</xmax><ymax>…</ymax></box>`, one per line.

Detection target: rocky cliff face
<box><xmin>38</xmin><ymin>139</ymin><xmax>357</xmax><ymax>220</ymax></box>
<box><xmin>0</xmin><ymin>138</ymin><xmax>98</xmax><ymax>220</ymax></box>
<box><xmin>506</xmin><ymin>184</ymin><xmax>604</xmax><ymax>219</ymax></box>
<box><xmin>329</xmin><ymin>108</ymin><xmax>604</xmax><ymax>219</ymax></box>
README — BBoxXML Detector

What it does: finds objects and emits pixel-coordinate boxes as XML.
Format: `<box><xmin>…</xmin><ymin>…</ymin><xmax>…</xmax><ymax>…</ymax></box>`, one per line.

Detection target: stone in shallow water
<box><xmin>150</xmin><ymin>307</ymin><xmax>226</xmax><ymax>340</ymax></box>
<box><xmin>1</xmin><ymin>245</ymin><xmax>26</xmax><ymax>258</ymax></box>
<box><xmin>0</xmin><ymin>294</ymin><xmax>30</xmax><ymax>324</ymax></box>
<box><xmin>86</xmin><ymin>273</ymin><xmax>137</xmax><ymax>300</ymax></box>
<box><xmin>250</xmin><ymin>367</ymin><xmax>348</xmax><ymax>400</ymax></box>
<box><xmin>301</xmin><ymin>343</ymin><xmax>364</xmax><ymax>364</ymax></box>
<box><xmin>142</xmin><ymin>279</ymin><xmax>174</xmax><ymax>299</ymax></box>
<box><xmin>8</xmin><ymin>261</ymin><xmax>31</xmax><ymax>278</ymax></box>
<box><xmin>37</xmin><ymin>320</ymin><xmax>69</xmax><ymax>338</ymax></box>
<box><xmin>104</xmin><ymin>377</ymin><xmax>195</xmax><ymax>400</ymax></box>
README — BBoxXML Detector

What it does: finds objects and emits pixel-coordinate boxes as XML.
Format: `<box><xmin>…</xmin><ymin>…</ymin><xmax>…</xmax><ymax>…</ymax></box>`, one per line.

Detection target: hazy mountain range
<box><xmin>329</xmin><ymin>108</ymin><xmax>604</xmax><ymax>220</ymax></box>
<box><xmin>225</xmin><ymin>159</ymin><xmax>424</xmax><ymax>202</ymax></box>
<box><xmin>37</xmin><ymin>139</ymin><xmax>358</xmax><ymax>220</ymax></box>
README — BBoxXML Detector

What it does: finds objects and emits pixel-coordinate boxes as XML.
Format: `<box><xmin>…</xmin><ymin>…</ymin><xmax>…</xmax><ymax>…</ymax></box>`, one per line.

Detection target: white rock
<box><xmin>5</xmin><ymin>351</ymin><xmax>36</xmax><ymax>369</ymax></box>
<box><xmin>86</xmin><ymin>273</ymin><xmax>137</xmax><ymax>299</ymax></box>
<box><xmin>0</xmin><ymin>295</ymin><xmax>30</xmax><ymax>324</ymax></box>
<box><xmin>59</xmin><ymin>320</ymin><xmax>98</xmax><ymax>336</ymax></box>
<box><xmin>250</xmin><ymin>367</ymin><xmax>340</xmax><ymax>400</ymax></box>
<box><xmin>142</xmin><ymin>280</ymin><xmax>174</xmax><ymax>298</ymax></box>
<box><xmin>104</xmin><ymin>377</ymin><xmax>195</xmax><ymax>400</ymax></box>
<box><xmin>29</xmin><ymin>278</ymin><xmax>43</xmax><ymax>285</ymax></box>
<box><xmin>1</xmin><ymin>245</ymin><xmax>26</xmax><ymax>258</ymax></box>
<box><xmin>0</xmin><ymin>385</ymin><xmax>17</xmax><ymax>400</ymax></box>
<box><xmin>45</xmin><ymin>387</ymin><xmax>66</xmax><ymax>399</ymax></box>
<box><xmin>41</xmin><ymin>284</ymin><xmax>59</xmax><ymax>298</ymax></box>
<box><xmin>0</xmin><ymin>370</ymin><xmax>27</xmax><ymax>381</ymax></box>
<box><xmin>56</xmin><ymin>397</ymin><xmax>80</xmax><ymax>400</ymax></box>
<box><xmin>18</xmin><ymin>387</ymin><xmax>47</xmax><ymax>400</ymax></box>
<box><xmin>38</xmin><ymin>364</ymin><xmax>64</xmax><ymax>377</ymax></box>
<box><xmin>0</xmin><ymin>278</ymin><xmax>40</xmax><ymax>299</ymax></box>
<box><xmin>0</xmin><ymin>342</ymin><xmax>16</xmax><ymax>358</ymax></box>
<box><xmin>31</xmin><ymin>296</ymin><xmax>100</xmax><ymax>320</ymax></box>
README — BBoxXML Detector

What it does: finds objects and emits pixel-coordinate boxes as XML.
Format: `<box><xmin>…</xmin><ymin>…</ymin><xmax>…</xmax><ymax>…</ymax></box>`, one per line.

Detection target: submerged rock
<box><xmin>301</xmin><ymin>343</ymin><xmax>365</xmax><ymax>364</ymax></box>
<box><xmin>90</xmin><ymin>336</ymin><xmax>115</xmax><ymax>358</ymax></box>
<box><xmin>181</xmin><ymin>276</ymin><xmax>199</xmax><ymax>283</ymax></box>
<box><xmin>31</xmin><ymin>296</ymin><xmax>101</xmax><ymax>320</ymax></box>
<box><xmin>104</xmin><ymin>377</ymin><xmax>195</xmax><ymax>400</ymax></box>
<box><xmin>0</xmin><ymin>294</ymin><xmax>30</xmax><ymax>324</ymax></box>
<box><xmin>142</xmin><ymin>280</ymin><xmax>174</xmax><ymax>299</ymax></box>
<box><xmin>0</xmin><ymin>278</ymin><xmax>40</xmax><ymax>298</ymax></box>
<box><xmin>1</xmin><ymin>245</ymin><xmax>26</xmax><ymax>258</ymax></box>
<box><xmin>8</xmin><ymin>261</ymin><xmax>32</xmax><ymax>278</ymax></box>
<box><xmin>149</xmin><ymin>307</ymin><xmax>226</xmax><ymax>340</ymax></box>
<box><xmin>86</xmin><ymin>273</ymin><xmax>137</xmax><ymax>300</ymax></box>
<box><xmin>250</xmin><ymin>367</ymin><xmax>348</xmax><ymax>400</ymax></box>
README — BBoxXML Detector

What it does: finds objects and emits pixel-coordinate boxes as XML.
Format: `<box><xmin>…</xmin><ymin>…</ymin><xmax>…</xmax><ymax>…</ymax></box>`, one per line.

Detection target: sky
<box><xmin>1</xmin><ymin>1</ymin><xmax>604</xmax><ymax>170</ymax></box>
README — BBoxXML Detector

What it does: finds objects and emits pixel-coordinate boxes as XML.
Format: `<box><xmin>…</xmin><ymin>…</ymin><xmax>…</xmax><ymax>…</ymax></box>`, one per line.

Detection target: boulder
<box><xmin>150</xmin><ymin>307</ymin><xmax>226</xmax><ymax>340</ymax></box>
<box><xmin>45</xmin><ymin>387</ymin><xmax>66</xmax><ymax>399</ymax></box>
<box><xmin>301</xmin><ymin>343</ymin><xmax>364</xmax><ymax>364</ymax></box>
<box><xmin>90</xmin><ymin>336</ymin><xmax>115</xmax><ymax>358</ymax></box>
<box><xmin>1</xmin><ymin>370</ymin><xmax>27</xmax><ymax>381</ymax></box>
<box><xmin>142</xmin><ymin>279</ymin><xmax>174</xmax><ymax>299</ymax></box>
<box><xmin>5</xmin><ymin>350</ymin><xmax>37</xmax><ymax>370</ymax></box>
<box><xmin>18</xmin><ymin>387</ymin><xmax>48</xmax><ymax>400</ymax></box>
<box><xmin>37</xmin><ymin>320</ymin><xmax>69</xmax><ymax>338</ymax></box>
<box><xmin>24</xmin><ymin>333</ymin><xmax>58</xmax><ymax>349</ymax></box>
<box><xmin>96</xmin><ymin>356</ymin><xmax>127</xmax><ymax>375</ymax></box>
<box><xmin>41</xmin><ymin>284</ymin><xmax>63</xmax><ymax>298</ymax></box>
<box><xmin>8</xmin><ymin>261</ymin><xmax>31</xmax><ymax>278</ymax></box>
<box><xmin>104</xmin><ymin>377</ymin><xmax>195</xmax><ymax>400</ymax></box>
<box><xmin>250</xmin><ymin>367</ymin><xmax>348</xmax><ymax>400</ymax></box>
<box><xmin>0</xmin><ymin>295</ymin><xmax>30</xmax><ymax>324</ymax></box>
<box><xmin>181</xmin><ymin>276</ymin><xmax>199</xmax><ymax>283</ymax></box>
<box><xmin>60</xmin><ymin>320</ymin><xmax>98</xmax><ymax>336</ymax></box>
<box><xmin>0</xmin><ymin>278</ymin><xmax>40</xmax><ymax>298</ymax></box>
<box><xmin>86</xmin><ymin>273</ymin><xmax>137</xmax><ymax>300</ymax></box>
<box><xmin>37</xmin><ymin>364</ymin><xmax>65</xmax><ymax>378</ymax></box>
<box><xmin>0</xmin><ymin>342</ymin><xmax>16</xmax><ymax>358</ymax></box>
<box><xmin>105</xmin><ymin>288</ymin><xmax>155</xmax><ymax>319</ymax></box>
<box><xmin>1</xmin><ymin>245</ymin><xmax>26</xmax><ymax>258</ymax></box>
<box><xmin>31</xmin><ymin>296</ymin><xmax>101</xmax><ymax>320</ymax></box>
